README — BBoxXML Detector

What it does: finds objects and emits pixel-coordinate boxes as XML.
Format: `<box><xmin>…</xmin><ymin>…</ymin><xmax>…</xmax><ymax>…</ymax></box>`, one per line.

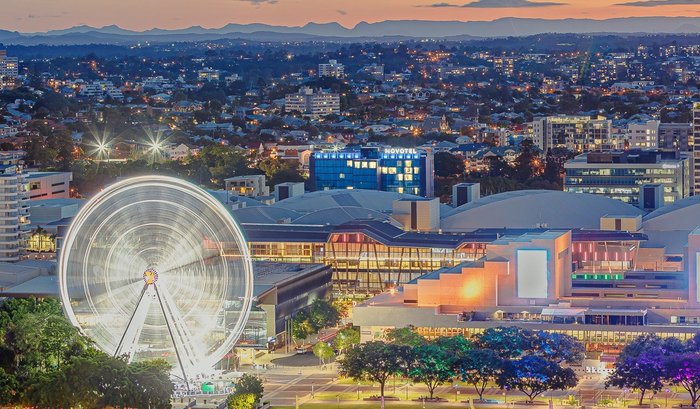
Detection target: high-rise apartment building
<box><xmin>693</xmin><ymin>103</ymin><xmax>700</xmax><ymax>194</ymax></box>
<box><xmin>318</xmin><ymin>60</ymin><xmax>345</xmax><ymax>78</ymax></box>
<box><xmin>532</xmin><ymin>115</ymin><xmax>613</xmax><ymax>152</ymax></box>
<box><xmin>0</xmin><ymin>152</ymin><xmax>30</xmax><ymax>262</ymax></box>
<box><xmin>626</xmin><ymin>120</ymin><xmax>659</xmax><ymax>149</ymax></box>
<box><xmin>284</xmin><ymin>87</ymin><xmax>340</xmax><ymax>118</ymax></box>
<box><xmin>659</xmin><ymin>123</ymin><xmax>692</xmax><ymax>152</ymax></box>
<box><xmin>0</xmin><ymin>50</ymin><xmax>18</xmax><ymax>79</ymax></box>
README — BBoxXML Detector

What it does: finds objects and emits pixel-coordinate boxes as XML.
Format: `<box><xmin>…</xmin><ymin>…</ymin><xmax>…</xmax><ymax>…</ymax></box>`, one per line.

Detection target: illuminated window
<box><xmin>369</xmin><ymin>162</ymin><xmax>377</xmax><ymax>169</ymax></box>
<box><xmin>405</xmin><ymin>160</ymin><xmax>412</xmax><ymax>167</ymax></box>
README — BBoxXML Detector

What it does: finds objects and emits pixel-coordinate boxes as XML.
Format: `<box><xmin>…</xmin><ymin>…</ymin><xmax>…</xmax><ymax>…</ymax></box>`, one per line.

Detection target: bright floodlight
<box><xmin>58</xmin><ymin>175</ymin><xmax>254</xmax><ymax>382</ymax></box>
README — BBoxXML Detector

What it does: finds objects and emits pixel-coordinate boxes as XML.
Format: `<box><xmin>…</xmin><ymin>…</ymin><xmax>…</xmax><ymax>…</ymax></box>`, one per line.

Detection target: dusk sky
<box><xmin>4</xmin><ymin>0</ymin><xmax>700</xmax><ymax>32</ymax></box>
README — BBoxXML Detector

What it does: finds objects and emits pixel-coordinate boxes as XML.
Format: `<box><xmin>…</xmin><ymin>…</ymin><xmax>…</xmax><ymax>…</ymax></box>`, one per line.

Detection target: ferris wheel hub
<box><xmin>143</xmin><ymin>268</ymin><xmax>159</xmax><ymax>285</ymax></box>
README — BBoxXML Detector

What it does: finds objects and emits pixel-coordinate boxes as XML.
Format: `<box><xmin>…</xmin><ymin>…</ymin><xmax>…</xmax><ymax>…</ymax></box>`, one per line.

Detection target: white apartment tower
<box><xmin>0</xmin><ymin>50</ymin><xmax>18</xmax><ymax>79</ymax></box>
<box><xmin>318</xmin><ymin>60</ymin><xmax>345</xmax><ymax>78</ymax></box>
<box><xmin>285</xmin><ymin>87</ymin><xmax>340</xmax><ymax>118</ymax></box>
<box><xmin>0</xmin><ymin>152</ymin><xmax>30</xmax><ymax>262</ymax></box>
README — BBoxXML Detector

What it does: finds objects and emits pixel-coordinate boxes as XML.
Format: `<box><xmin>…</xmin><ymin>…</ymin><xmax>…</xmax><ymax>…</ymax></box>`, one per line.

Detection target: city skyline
<box><xmin>4</xmin><ymin>0</ymin><xmax>700</xmax><ymax>32</ymax></box>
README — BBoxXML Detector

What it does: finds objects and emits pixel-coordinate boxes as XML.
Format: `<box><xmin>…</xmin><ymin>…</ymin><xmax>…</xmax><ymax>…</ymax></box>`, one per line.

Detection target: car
<box><xmin>296</xmin><ymin>345</ymin><xmax>312</xmax><ymax>354</ymax></box>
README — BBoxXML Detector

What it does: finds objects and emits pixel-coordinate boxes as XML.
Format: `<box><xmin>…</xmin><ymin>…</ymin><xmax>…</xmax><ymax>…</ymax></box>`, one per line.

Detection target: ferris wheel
<box><xmin>58</xmin><ymin>175</ymin><xmax>254</xmax><ymax>385</ymax></box>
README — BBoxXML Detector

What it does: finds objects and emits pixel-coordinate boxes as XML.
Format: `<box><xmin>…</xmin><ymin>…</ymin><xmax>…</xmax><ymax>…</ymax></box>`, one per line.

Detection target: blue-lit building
<box><xmin>309</xmin><ymin>147</ymin><xmax>434</xmax><ymax>197</ymax></box>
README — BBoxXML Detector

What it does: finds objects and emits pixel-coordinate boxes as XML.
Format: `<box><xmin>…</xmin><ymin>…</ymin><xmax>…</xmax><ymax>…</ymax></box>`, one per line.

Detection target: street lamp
<box><xmin>665</xmin><ymin>388</ymin><xmax>670</xmax><ymax>407</ymax></box>
<box><xmin>148</xmin><ymin>139</ymin><xmax>164</xmax><ymax>168</ymax></box>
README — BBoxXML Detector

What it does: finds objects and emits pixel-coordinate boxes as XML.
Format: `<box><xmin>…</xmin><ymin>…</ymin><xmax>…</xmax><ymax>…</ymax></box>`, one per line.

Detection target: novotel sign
<box><xmin>384</xmin><ymin>148</ymin><xmax>418</xmax><ymax>155</ymax></box>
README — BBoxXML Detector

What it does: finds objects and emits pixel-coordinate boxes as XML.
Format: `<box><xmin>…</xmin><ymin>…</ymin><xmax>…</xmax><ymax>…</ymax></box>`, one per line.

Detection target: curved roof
<box><xmin>272</xmin><ymin>189</ymin><xmax>444</xmax><ymax>214</ymax></box>
<box><xmin>643</xmin><ymin>195</ymin><xmax>700</xmax><ymax>231</ymax></box>
<box><xmin>291</xmin><ymin>206</ymin><xmax>398</xmax><ymax>226</ymax></box>
<box><xmin>441</xmin><ymin>190</ymin><xmax>643</xmax><ymax>231</ymax></box>
<box><xmin>231</xmin><ymin>207</ymin><xmax>302</xmax><ymax>224</ymax></box>
<box><xmin>641</xmin><ymin>196</ymin><xmax>700</xmax><ymax>254</ymax></box>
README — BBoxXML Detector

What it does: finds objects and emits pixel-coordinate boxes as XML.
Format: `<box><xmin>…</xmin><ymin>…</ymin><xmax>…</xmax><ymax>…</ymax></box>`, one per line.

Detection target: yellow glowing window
<box><xmin>398</xmin><ymin>174</ymin><xmax>404</xmax><ymax>181</ymax></box>
<box><xmin>389</xmin><ymin>168</ymin><xmax>397</xmax><ymax>174</ymax></box>
<box><xmin>347</xmin><ymin>160</ymin><xmax>353</xmax><ymax>167</ymax></box>
<box><xmin>397</xmin><ymin>187</ymin><xmax>404</xmax><ymax>193</ymax></box>
<box><xmin>369</xmin><ymin>162</ymin><xmax>377</xmax><ymax>168</ymax></box>
<box><xmin>354</xmin><ymin>161</ymin><xmax>361</xmax><ymax>168</ymax></box>
<box><xmin>362</xmin><ymin>162</ymin><xmax>368</xmax><ymax>168</ymax></box>
<box><xmin>405</xmin><ymin>175</ymin><xmax>413</xmax><ymax>181</ymax></box>
<box><xmin>405</xmin><ymin>160</ymin><xmax>412</xmax><ymax>167</ymax></box>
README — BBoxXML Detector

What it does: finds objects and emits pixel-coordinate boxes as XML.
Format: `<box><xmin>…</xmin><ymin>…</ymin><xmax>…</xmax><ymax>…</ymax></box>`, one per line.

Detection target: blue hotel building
<box><xmin>309</xmin><ymin>147</ymin><xmax>434</xmax><ymax>197</ymax></box>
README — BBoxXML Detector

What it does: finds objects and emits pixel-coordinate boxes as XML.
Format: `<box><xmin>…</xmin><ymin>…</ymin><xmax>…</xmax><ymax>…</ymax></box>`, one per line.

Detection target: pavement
<box><xmin>174</xmin><ymin>354</ymin><xmax>685</xmax><ymax>409</ymax></box>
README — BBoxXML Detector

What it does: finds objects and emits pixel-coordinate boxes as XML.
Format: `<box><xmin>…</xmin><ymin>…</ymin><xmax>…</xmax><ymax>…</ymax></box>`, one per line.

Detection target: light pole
<box><xmin>357</xmin><ymin>383</ymin><xmax>361</xmax><ymax>400</ymax></box>
<box><xmin>665</xmin><ymin>388</ymin><xmax>670</xmax><ymax>407</ymax></box>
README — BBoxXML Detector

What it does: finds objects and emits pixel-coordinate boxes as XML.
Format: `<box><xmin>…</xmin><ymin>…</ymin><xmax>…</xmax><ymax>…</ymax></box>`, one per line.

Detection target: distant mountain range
<box><xmin>3</xmin><ymin>17</ymin><xmax>700</xmax><ymax>45</ymax></box>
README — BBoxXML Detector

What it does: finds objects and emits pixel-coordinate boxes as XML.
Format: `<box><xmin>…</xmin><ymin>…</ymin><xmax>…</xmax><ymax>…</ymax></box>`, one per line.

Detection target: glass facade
<box><xmin>414</xmin><ymin>326</ymin><xmax>696</xmax><ymax>354</ymax></box>
<box><xmin>309</xmin><ymin>147</ymin><xmax>433</xmax><ymax>197</ymax></box>
<box><xmin>565</xmin><ymin>160</ymin><xmax>689</xmax><ymax>206</ymax></box>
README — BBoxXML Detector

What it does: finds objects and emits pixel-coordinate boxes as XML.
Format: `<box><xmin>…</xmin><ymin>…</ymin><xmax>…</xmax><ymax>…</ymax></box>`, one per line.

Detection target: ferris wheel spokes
<box><xmin>153</xmin><ymin>283</ymin><xmax>190</xmax><ymax>391</ymax></box>
<box><xmin>114</xmin><ymin>282</ymin><xmax>149</xmax><ymax>357</ymax></box>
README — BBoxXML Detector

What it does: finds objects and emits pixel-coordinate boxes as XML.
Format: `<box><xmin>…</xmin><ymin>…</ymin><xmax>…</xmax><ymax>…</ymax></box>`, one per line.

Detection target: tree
<box><xmin>334</xmin><ymin>327</ymin><xmax>360</xmax><ymax>355</ymax></box>
<box><xmin>227</xmin><ymin>392</ymin><xmax>256</xmax><ymax>409</ymax></box>
<box><xmin>339</xmin><ymin>341</ymin><xmax>409</xmax><ymax>406</ymax></box>
<box><xmin>607</xmin><ymin>353</ymin><xmax>664</xmax><ymax>405</ymax></box>
<box><xmin>313</xmin><ymin>342</ymin><xmax>335</xmax><ymax>365</ymax></box>
<box><xmin>458</xmin><ymin>348</ymin><xmax>502</xmax><ymax>401</ymax></box>
<box><xmin>308</xmin><ymin>299</ymin><xmax>340</xmax><ymax>331</ymax></box>
<box><xmin>234</xmin><ymin>374</ymin><xmax>264</xmax><ymax>405</ymax></box>
<box><xmin>291</xmin><ymin>310</ymin><xmax>315</xmax><ymax>341</ymax></box>
<box><xmin>408</xmin><ymin>342</ymin><xmax>454</xmax><ymax>400</ymax></box>
<box><xmin>664</xmin><ymin>353</ymin><xmax>700</xmax><ymax>407</ymax></box>
<box><xmin>126</xmin><ymin>360</ymin><xmax>173</xmax><ymax>409</ymax></box>
<box><xmin>476</xmin><ymin>327</ymin><xmax>535</xmax><ymax>359</ymax></box>
<box><xmin>498</xmin><ymin>355</ymin><xmax>577</xmax><ymax>403</ymax></box>
<box><xmin>532</xmin><ymin>332</ymin><xmax>585</xmax><ymax>364</ymax></box>
<box><xmin>0</xmin><ymin>368</ymin><xmax>18</xmax><ymax>405</ymax></box>
<box><xmin>384</xmin><ymin>326</ymin><xmax>426</xmax><ymax>347</ymax></box>
<box><xmin>434</xmin><ymin>151</ymin><xmax>465</xmax><ymax>178</ymax></box>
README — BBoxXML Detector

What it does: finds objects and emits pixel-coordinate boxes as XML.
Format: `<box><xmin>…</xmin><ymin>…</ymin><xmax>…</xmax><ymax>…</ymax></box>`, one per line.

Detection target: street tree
<box><xmin>339</xmin><ymin>341</ymin><xmax>409</xmax><ymax>406</ymax></box>
<box><xmin>334</xmin><ymin>327</ymin><xmax>360</xmax><ymax>355</ymax></box>
<box><xmin>476</xmin><ymin>326</ymin><xmax>534</xmax><ymax>359</ymax></box>
<box><xmin>234</xmin><ymin>374</ymin><xmax>264</xmax><ymax>405</ymax></box>
<box><xmin>227</xmin><ymin>392</ymin><xmax>256</xmax><ymax>409</ymax></box>
<box><xmin>313</xmin><ymin>342</ymin><xmax>335</xmax><ymax>365</ymax></box>
<box><xmin>308</xmin><ymin>299</ymin><xmax>340</xmax><ymax>331</ymax></box>
<box><xmin>384</xmin><ymin>326</ymin><xmax>426</xmax><ymax>347</ymax></box>
<box><xmin>458</xmin><ymin>348</ymin><xmax>502</xmax><ymax>401</ymax></box>
<box><xmin>532</xmin><ymin>332</ymin><xmax>585</xmax><ymax>364</ymax></box>
<box><xmin>664</xmin><ymin>352</ymin><xmax>700</xmax><ymax>407</ymax></box>
<box><xmin>606</xmin><ymin>353</ymin><xmax>665</xmax><ymax>405</ymax></box>
<box><xmin>408</xmin><ymin>342</ymin><xmax>454</xmax><ymax>400</ymax></box>
<box><xmin>498</xmin><ymin>355</ymin><xmax>577</xmax><ymax>403</ymax></box>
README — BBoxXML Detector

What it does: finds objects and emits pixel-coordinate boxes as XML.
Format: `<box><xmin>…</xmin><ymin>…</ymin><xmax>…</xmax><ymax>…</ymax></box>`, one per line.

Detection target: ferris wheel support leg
<box><xmin>153</xmin><ymin>283</ymin><xmax>190</xmax><ymax>392</ymax></box>
<box><xmin>115</xmin><ymin>283</ymin><xmax>149</xmax><ymax>357</ymax></box>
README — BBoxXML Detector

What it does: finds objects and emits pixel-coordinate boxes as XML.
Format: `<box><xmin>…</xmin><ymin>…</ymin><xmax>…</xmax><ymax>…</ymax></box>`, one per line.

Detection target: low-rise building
<box><xmin>26</xmin><ymin>172</ymin><xmax>73</xmax><ymax>200</ymax></box>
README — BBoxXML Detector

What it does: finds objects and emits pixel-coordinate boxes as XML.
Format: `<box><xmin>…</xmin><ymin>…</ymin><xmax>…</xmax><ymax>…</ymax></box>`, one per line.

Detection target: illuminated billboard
<box><xmin>516</xmin><ymin>249</ymin><xmax>548</xmax><ymax>299</ymax></box>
